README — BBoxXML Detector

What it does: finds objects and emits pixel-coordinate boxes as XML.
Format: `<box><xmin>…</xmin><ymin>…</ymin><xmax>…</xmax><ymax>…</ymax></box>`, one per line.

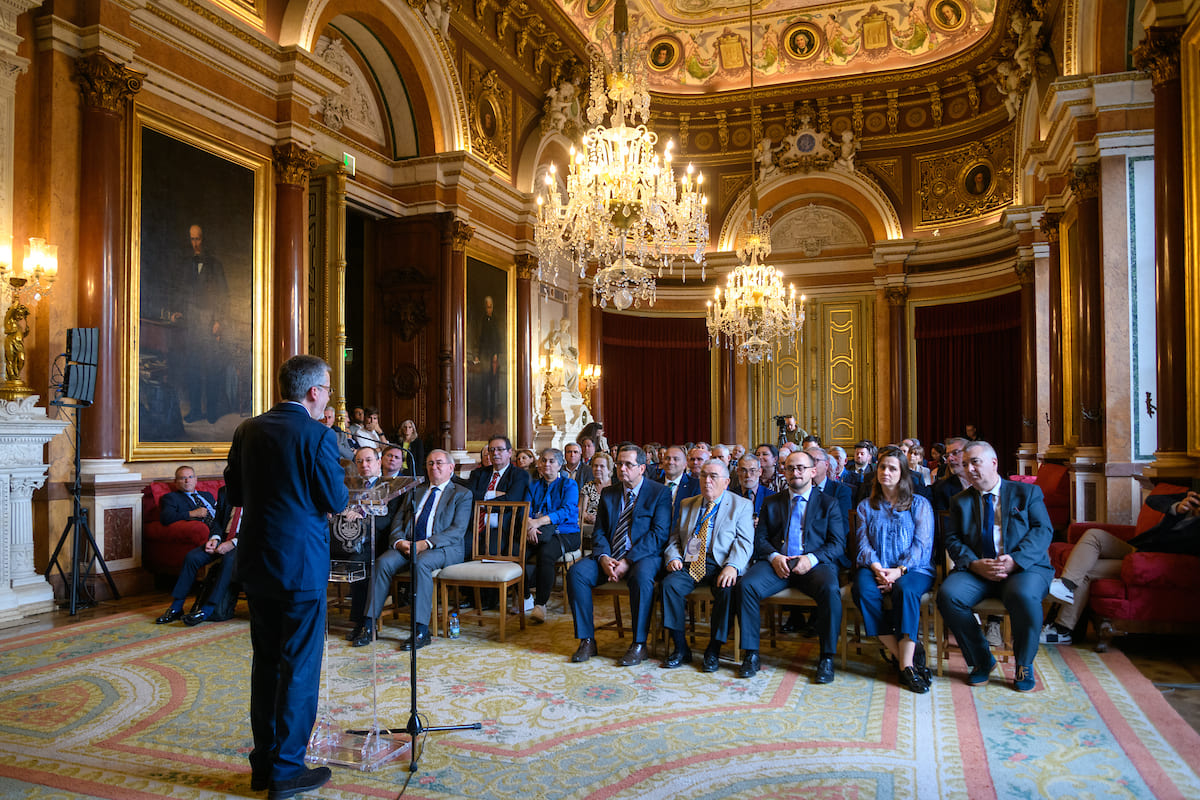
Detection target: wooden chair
<box><xmin>737</xmin><ymin>587</ymin><xmax>819</xmax><ymax>662</ymax></box>
<box><xmin>935</xmin><ymin>553</ymin><xmax>1017</xmax><ymax>676</ymax></box>
<box><xmin>591</xmin><ymin>579</ymin><xmax>661</xmax><ymax>657</ymax></box>
<box><xmin>435</xmin><ymin>500</ymin><xmax>529</xmax><ymax>642</ymax></box>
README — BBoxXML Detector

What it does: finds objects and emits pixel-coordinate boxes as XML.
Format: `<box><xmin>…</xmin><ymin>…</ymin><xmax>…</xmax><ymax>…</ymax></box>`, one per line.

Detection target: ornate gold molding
<box><xmin>884</xmin><ymin>285</ymin><xmax>908</xmax><ymax>306</ymax></box>
<box><xmin>75</xmin><ymin>53</ymin><xmax>143</xmax><ymax>113</ymax></box>
<box><xmin>1039</xmin><ymin>211</ymin><xmax>1061</xmax><ymax>242</ymax></box>
<box><xmin>1070</xmin><ymin>163</ymin><xmax>1099</xmax><ymax>200</ymax></box>
<box><xmin>1014</xmin><ymin>260</ymin><xmax>1034</xmax><ymax>285</ymax></box>
<box><xmin>1132</xmin><ymin>26</ymin><xmax>1182</xmax><ymax>88</ymax></box>
<box><xmin>451</xmin><ymin>220</ymin><xmax>475</xmax><ymax>251</ymax></box>
<box><xmin>514</xmin><ymin>253</ymin><xmax>538</xmax><ymax>280</ymax></box>
<box><xmin>272</xmin><ymin>143</ymin><xmax>318</xmax><ymax>187</ymax></box>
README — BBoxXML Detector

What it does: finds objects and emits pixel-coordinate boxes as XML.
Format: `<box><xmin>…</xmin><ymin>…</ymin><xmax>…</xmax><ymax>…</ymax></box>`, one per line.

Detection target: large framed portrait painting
<box><xmin>129</xmin><ymin>113</ymin><xmax>268</xmax><ymax>460</ymax></box>
<box><xmin>465</xmin><ymin>257</ymin><xmax>511</xmax><ymax>445</ymax></box>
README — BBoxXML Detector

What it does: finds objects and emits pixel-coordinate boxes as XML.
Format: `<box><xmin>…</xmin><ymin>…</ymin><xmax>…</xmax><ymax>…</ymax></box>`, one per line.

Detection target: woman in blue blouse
<box><xmin>525</xmin><ymin>447</ymin><xmax>580</xmax><ymax>623</ymax></box>
<box><xmin>852</xmin><ymin>449</ymin><xmax>935</xmax><ymax>693</ymax></box>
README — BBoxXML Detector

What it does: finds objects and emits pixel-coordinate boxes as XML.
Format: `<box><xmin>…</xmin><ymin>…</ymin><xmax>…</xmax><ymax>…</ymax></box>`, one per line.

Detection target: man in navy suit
<box><xmin>734</xmin><ymin>449</ymin><xmax>847</xmax><ymax>683</ymax></box>
<box><xmin>225</xmin><ymin>355</ymin><xmax>348</xmax><ymax>799</ymax></box>
<box><xmin>567</xmin><ymin>444</ymin><xmax>672</xmax><ymax>666</ymax></box>
<box><xmin>937</xmin><ymin>440</ymin><xmax>1053</xmax><ymax>692</ymax></box>
<box><xmin>659</xmin><ymin>445</ymin><xmax>698</xmax><ymax>523</ymax></box>
<box><xmin>342</xmin><ymin>446</ymin><xmax>405</xmax><ymax>647</ymax></box>
<box><xmin>154</xmin><ymin>466</ymin><xmax>236</xmax><ymax>626</ymax></box>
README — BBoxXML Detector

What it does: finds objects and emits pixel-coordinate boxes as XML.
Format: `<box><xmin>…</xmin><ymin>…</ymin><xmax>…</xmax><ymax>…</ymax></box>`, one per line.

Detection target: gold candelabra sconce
<box><xmin>0</xmin><ymin>236</ymin><xmax>58</xmax><ymax>401</ymax></box>
<box><xmin>579</xmin><ymin>363</ymin><xmax>602</xmax><ymax>408</ymax></box>
<box><xmin>536</xmin><ymin>353</ymin><xmax>563</xmax><ymax>426</ymax></box>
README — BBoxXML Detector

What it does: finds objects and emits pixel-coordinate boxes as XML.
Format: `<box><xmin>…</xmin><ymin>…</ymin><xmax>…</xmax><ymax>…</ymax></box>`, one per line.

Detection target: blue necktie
<box><xmin>981</xmin><ymin>492</ymin><xmax>997</xmax><ymax>558</ymax></box>
<box><xmin>413</xmin><ymin>486</ymin><xmax>440</xmax><ymax>541</ymax></box>
<box><xmin>786</xmin><ymin>494</ymin><xmax>806</xmax><ymax>557</ymax></box>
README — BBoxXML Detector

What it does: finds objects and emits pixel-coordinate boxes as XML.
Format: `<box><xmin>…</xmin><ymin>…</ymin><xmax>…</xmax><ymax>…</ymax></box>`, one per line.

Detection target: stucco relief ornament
<box><xmin>775</xmin><ymin>113</ymin><xmax>836</xmax><ymax>173</ymax></box>
<box><xmin>0</xmin><ymin>394</ymin><xmax>45</xmax><ymax>420</ymax></box>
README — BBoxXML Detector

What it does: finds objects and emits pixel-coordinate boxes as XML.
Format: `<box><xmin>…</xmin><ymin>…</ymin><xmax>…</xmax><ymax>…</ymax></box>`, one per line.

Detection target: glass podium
<box><xmin>308</xmin><ymin>474</ymin><xmax>423</xmax><ymax>771</ymax></box>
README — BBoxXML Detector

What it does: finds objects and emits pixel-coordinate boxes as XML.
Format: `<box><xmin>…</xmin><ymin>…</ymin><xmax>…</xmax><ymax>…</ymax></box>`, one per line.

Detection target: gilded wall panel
<box><xmin>914</xmin><ymin>127</ymin><xmax>1014</xmax><ymax>227</ymax></box>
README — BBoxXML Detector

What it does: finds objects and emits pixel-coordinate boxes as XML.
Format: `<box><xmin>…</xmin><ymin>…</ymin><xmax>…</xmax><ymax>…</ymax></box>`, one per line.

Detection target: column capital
<box><xmin>1014</xmin><ymin>259</ymin><xmax>1035</xmax><ymax>285</ymax></box>
<box><xmin>884</xmin><ymin>285</ymin><xmax>908</xmax><ymax>306</ymax></box>
<box><xmin>1039</xmin><ymin>211</ymin><xmax>1061</xmax><ymax>242</ymax></box>
<box><xmin>514</xmin><ymin>253</ymin><xmax>538</xmax><ymax>281</ymax></box>
<box><xmin>75</xmin><ymin>53</ymin><xmax>143</xmax><ymax>114</ymax></box>
<box><xmin>1070</xmin><ymin>163</ymin><xmax>1099</xmax><ymax>200</ymax></box>
<box><xmin>272</xmin><ymin>143</ymin><xmax>318</xmax><ymax>188</ymax></box>
<box><xmin>451</xmin><ymin>220</ymin><xmax>475</xmax><ymax>252</ymax></box>
<box><xmin>1132</xmin><ymin>26</ymin><xmax>1182</xmax><ymax>88</ymax></box>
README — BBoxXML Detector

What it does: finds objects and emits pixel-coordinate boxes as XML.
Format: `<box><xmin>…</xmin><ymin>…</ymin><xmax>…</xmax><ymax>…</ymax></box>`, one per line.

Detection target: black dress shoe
<box><xmin>267</xmin><ymin>766</ymin><xmax>331</xmax><ymax>800</ymax></box>
<box><xmin>780</xmin><ymin>613</ymin><xmax>804</xmax><ymax>634</ymax></box>
<box><xmin>900</xmin><ymin>666</ymin><xmax>930</xmax><ymax>694</ymax></box>
<box><xmin>571</xmin><ymin>638</ymin><xmax>598</xmax><ymax>663</ymax></box>
<box><xmin>617</xmin><ymin>642</ymin><xmax>648</xmax><ymax>666</ymax></box>
<box><xmin>155</xmin><ymin>608</ymin><xmax>184</xmax><ymax>625</ymax></box>
<box><xmin>251</xmin><ymin>773</ymin><xmax>270</xmax><ymax>792</ymax></box>
<box><xmin>662</xmin><ymin>646</ymin><xmax>692</xmax><ymax>669</ymax></box>
<box><xmin>351</xmin><ymin>624</ymin><xmax>374</xmax><ymax>647</ymax></box>
<box><xmin>701</xmin><ymin>650</ymin><xmax>721</xmax><ymax>673</ymax></box>
<box><xmin>400</xmin><ymin>631</ymin><xmax>431</xmax><ymax>651</ymax></box>
<box><xmin>737</xmin><ymin>652</ymin><xmax>761</xmax><ymax>678</ymax></box>
<box><xmin>814</xmin><ymin>655</ymin><xmax>835</xmax><ymax>684</ymax></box>
<box><xmin>913</xmin><ymin>641</ymin><xmax>932</xmax><ymax>682</ymax></box>
<box><xmin>182</xmin><ymin>609</ymin><xmax>208</xmax><ymax>626</ymax></box>
<box><xmin>346</xmin><ymin>623</ymin><xmax>363</xmax><ymax>642</ymax></box>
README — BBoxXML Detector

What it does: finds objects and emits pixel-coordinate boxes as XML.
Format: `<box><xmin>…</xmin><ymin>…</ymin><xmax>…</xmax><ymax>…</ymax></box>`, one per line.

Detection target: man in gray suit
<box><xmin>661</xmin><ymin>458</ymin><xmax>754</xmax><ymax>673</ymax></box>
<box><xmin>362</xmin><ymin>449</ymin><xmax>472</xmax><ymax>650</ymax></box>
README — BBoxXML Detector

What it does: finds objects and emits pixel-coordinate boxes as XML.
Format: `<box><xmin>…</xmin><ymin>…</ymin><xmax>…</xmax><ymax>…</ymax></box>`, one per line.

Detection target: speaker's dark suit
<box><xmin>567</xmin><ymin>478</ymin><xmax>672</xmax><ymax>642</ymax></box>
<box><xmin>936</xmin><ymin>479</ymin><xmax>1053</xmax><ymax>670</ymax></box>
<box><xmin>367</xmin><ymin>480</ymin><xmax>473</xmax><ymax>629</ymax></box>
<box><xmin>736</xmin><ymin>488</ymin><xmax>847</xmax><ymax>655</ymax></box>
<box><xmin>225</xmin><ymin>401</ymin><xmax>348</xmax><ymax>784</ymax></box>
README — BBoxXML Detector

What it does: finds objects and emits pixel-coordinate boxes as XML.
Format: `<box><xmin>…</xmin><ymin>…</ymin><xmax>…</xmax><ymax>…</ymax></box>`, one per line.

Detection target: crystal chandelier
<box><xmin>705</xmin><ymin>2</ymin><xmax>803</xmax><ymax>363</ymax></box>
<box><xmin>534</xmin><ymin>0</ymin><xmax>708</xmax><ymax>310</ymax></box>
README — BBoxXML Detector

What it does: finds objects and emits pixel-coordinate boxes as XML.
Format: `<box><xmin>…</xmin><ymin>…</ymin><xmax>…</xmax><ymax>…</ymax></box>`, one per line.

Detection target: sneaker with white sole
<box><xmin>1049</xmin><ymin>578</ymin><xmax>1075</xmax><ymax>605</ymax></box>
<box><xmin>531</xmin><ymin>604</ymin><xmax>546</xmax><ymax>623</ymax></box>
<box><xmin>1039</xmin><ymin>624</ymin><xmax>1072</xmax><ymax>645</ymax></box>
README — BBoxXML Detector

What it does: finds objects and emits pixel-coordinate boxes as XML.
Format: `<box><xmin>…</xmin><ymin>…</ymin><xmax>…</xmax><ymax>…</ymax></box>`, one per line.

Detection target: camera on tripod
<box><xmin>772</xmin><ymin>414</ymin><xmax>788</xmax><ymax>431</ymax></box>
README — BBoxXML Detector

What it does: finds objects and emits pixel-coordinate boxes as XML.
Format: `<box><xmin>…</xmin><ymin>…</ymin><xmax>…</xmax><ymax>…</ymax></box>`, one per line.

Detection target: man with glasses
<box><xmin>567</xmin><ymin>445</ymin><xmax>672</xmax><ymax>666</ymax></box>
<box><xmin>931</xmin><ymin>437</ymin><xmax>971</xmax><ymax>513</ymax></box>
<box><xmin>464</xmin><ymin>436</ymin><xmax>531</xmax><ymax>557</ymax></box>
<box><xmin>734</xmin><ymin>450</ymin><xmax>847</xmax><ymax>683</ymax></box>
<box><xmin>660</xmin><ymin>459</ymin><xmax>753</xmax><ymax>673</ymax></box>
<box><xmin>225</xmin><ymin>355</ymin><xmax>348</xmax><ymax>798</ymax></box>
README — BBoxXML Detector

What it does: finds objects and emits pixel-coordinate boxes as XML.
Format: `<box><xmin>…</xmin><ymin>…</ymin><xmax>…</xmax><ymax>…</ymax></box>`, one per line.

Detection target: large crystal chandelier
<box><xmin>705</xmin><ymin>2</ymin><xmax>803</xmax><ymax>363</ymax></box>
<box><xmin>534</xmin><ymin>0</ymin><xmax>709</xmax><ymax>310</ymax></box>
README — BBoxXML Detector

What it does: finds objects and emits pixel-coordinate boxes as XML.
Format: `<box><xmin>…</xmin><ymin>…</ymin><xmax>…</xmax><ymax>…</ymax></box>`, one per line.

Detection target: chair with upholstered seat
<box><xmin>435</xmin><ymin>500</ymin><xmax>529</xmax><ymax>642</ymax></box>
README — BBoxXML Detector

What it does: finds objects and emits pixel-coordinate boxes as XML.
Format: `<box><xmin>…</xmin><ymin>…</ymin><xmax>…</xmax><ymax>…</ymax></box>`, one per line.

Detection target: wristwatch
<box><xmin>900</xmin><ymin>565</ymin><xmax>908</xmax><ymax>575</ymax></box>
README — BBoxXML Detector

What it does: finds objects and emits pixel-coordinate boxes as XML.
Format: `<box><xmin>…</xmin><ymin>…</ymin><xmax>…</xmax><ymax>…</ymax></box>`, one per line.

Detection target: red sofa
<box><xmin>1048</xmin><ymin>482</ymin><xmax>1196</xmax><ymax>651</ymax></box>
<box><xmin>142</xmin><ymin>478</ymin><xmax>225</xmax><ymax>576</ymax></box>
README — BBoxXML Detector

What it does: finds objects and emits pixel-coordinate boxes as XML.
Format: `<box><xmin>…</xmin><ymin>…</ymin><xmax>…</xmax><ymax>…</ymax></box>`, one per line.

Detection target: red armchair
<box><xmin>1048</xmin><ymin>482</ymin><xmax>1196</xmax><ymax>651</ymax></box>
<box><xmin>142</xmin><ymin>478</ymin><xmax>226</xmax><ymax>575</ymax></box>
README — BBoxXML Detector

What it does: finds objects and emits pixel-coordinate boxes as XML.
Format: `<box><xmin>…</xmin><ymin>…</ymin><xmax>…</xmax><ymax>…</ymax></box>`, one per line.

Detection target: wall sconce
<box><xmin>579</xmin><ymin>363</ymin><xmax>602</xmax><ymax>394</ymax></box>
<box><xmin>0</xmin><ymin>236</ymin><xmax>59</xmax><ymax>400</ymax></box>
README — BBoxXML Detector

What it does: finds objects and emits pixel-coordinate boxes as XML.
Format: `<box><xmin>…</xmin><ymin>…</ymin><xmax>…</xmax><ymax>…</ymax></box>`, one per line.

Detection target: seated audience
<box><xmin>660</xmin><ymin>445</ymin><xmax>698</xmax><ymax>522</ymax></box>
<box><xmin>579</xmin><ymin>421</ymin><xmax>608</xmax><ymax>452</ymax></box>
<box><xmin>362</xmin><ymin>450</ymin><xmax>472</xmax><ymax>650</ymax></box>
<box><xmin>852</xmin><ymin>451</ymin><xmax>935</xmax><ymax>693</ymax></box>
<box><xmin>342</xmin><ymin>447</ymin><xmax>403</xmax><ymax>646</ymax></box>
<box><xmin>735</xmin><ymin>454</ymin><xmax>774</xmax><ymax>525</ymax></box>
<box><xmin>735</xmin><ymin>450</ymin><xmax>846</xmax><ymax>683</ymax></box>
<box><xmin>937</xmin><ymin>441</ymin><xmax>1053</xmax><ymax>692</ymax></box>
<box><xmin>842</xmin><ymin>440</ymin><xmax>875</xmax><ymax>491</ymax></box>
<box><xmin>514</xmin><ymin>448</ymin><xmax>537</xmax><ymax>474</ymax></box>
<box><xmin>567</xmin><ymin>445</ymin><xmax>672</xmax><ymax>666</ymax></box>
<box><xmin>464</xmin><ymin>436</ymin><xmax>531</xmax><ymax>573</ymax></box>
<box><xmin>579</xmin><ymin>452</ymin><xmax>614</xmax><ymax>527</ymax></box>
<box><xmin>380</xmin><ymin>444</ymin><xmax>407</xmax><ymax>479</ymax></box>
<box><xmin>353</xmin><ymin>407</ymin><xmax>389</xmax><ymax>449</ymax></box>
<box><xmin>563</xmin><ymin>442</ymin><xmax>593</xmax><ymax>487</ymax></box>
<box><xmin>756</xmin><ymin>443</ymin><xmax>787</xmax><ymax>493</ymax></box>
<box><xmin>155</xmin><ymin>465</ymin><xmax>237</xmax><ymax>626</ymax></box>
<box><xmin>829</xmin><ymin>446</ymin><xmax>849</xmax><ymax>481</ymax></box>
<box><xmin>908</xmin><ymin>444</ymin><xmax>932</xmax><ymax>486</ymax></box>
<box><xmin>1042</xmin><ymin>488</ymin><xmax>1200</xmax><ymax>645</ymax></box>
<box><xmin>321</xmin><ymin>405</ymin><xmax>356</xmax><ymax>461</ymax></box>
<box><xmin>643</xmin><ymin>443</ymin><xmax>662</xmax><ymax>482</ymax></box>
<box><xmin>661</xmin><ymin>459</ymin><xmax>753</xmax><ymax>673</ymax></box>
<box><xmin>931</xmin><ymin>437</ymin><xmax>971</xmax><ymax>512</ymax></box>
<box><xmin>397</xmin><ymin>419</ymin><xmax>425</xmax><ymax>477</ymax></box>
<box><xmin>579</xmin><ymin>435</ymin><xmax>599</xmax><ymax>466</ymax></box>
<box><xmin>524</xmin><ymin>448</ymin><xmax>581</xmax><ymax>623</ymax></box>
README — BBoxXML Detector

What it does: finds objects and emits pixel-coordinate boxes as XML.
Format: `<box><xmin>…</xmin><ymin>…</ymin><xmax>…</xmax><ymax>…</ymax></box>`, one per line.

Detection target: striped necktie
<box><xmin>610</xmin><ymin>489</ymin><xmax>635</xmax><ymax>560</ymax></box>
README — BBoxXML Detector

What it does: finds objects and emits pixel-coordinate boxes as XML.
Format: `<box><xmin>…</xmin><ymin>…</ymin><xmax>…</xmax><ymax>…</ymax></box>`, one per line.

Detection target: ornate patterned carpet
<box><xmin>2</xmin><ymin>599</ymin><xmax>1199</xmax><ymax>799</ymax></box>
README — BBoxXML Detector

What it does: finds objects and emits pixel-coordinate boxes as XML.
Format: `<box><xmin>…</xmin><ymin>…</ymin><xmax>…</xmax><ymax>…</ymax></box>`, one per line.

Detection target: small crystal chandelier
<box><xmin>534</xmin><ymin>0</ymin><xmax>709</xmax><ymax>310</ymax></box>
<box><xmin>705</xmin><ymin>3</ymin><xmax>803</xmax><ymax>363</ymax></box>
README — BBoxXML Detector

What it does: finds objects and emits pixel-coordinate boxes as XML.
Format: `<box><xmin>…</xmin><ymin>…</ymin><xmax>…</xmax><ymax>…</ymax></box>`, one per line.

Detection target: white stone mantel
<box><xmin>0</xmin><ymin>394</ymin><xmax>68</xmax><ymax>626</ymax></box>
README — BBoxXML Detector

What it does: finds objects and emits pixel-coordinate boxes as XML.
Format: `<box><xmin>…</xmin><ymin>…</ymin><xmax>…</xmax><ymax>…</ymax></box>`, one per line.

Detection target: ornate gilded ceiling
<box><xmin>555</xmin><ymin>0</ymin><xmax>999</xmax><ymax>93</ymax></box>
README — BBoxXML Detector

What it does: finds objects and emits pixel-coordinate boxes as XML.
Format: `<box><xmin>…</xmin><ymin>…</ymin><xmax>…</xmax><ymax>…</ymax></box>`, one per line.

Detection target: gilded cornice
<box><xmin>514</xmin><ymin>252</ymin><xmax>538</xmax><ymax>280</ymax></box>
<box><xmin>273</xmin><ymin>142</ymin><xmax>319</xmax><ymax>187</ymax></box>
<box><xmin>75</xmin><ymin>52</ymin><xmax>144</xmax><ymax>112</ymax></box>
<box><xmin>884</xmin><ymin>285</ymin><xmax>909</xmax><ymax>305</ymax></box>
<box><xmin>1132</xmin><ymin>26</ymin><xmax>1182</xmax><ymax>87</ymax></box>
<box><xmin>1038</xmin><ymin>211</ymin><xmax>1061</xmax><ymax>242</ymax></box>
<box><xmin>1069</xmin><ymin>162</ymin><xmax>1099</xmax><ymax>200</ymax></box>
<box><xmin>451</xmin><ymin>219</ymin><xmax>475</xmax><ymax>251</ymax></box>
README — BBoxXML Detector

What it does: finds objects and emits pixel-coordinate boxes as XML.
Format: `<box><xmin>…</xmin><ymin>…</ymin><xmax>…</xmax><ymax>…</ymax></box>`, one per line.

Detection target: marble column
<box><xmin>1016</xmin><ymin>259</ymin><xmax>1037</xmax><ymax>454</ymax></box>
<box><xmin>1134</xmin><ymin>26</ymin><xmax>1190</xmax><ymax>474</ymax></box>
<box><xmin>74</xmin><ymin>54</ymin><xmax>142</xmax><ymax>459</ymax></box>
<box><xmin>1039</xmin><ymin>212</ymin><xmax>1066</xmax><ymax>459</ymax></box>
<box><xmin>885</xmin><ymin>285</ymin><xmax>908</xmax><ymax>442</ymax></box>
<box><xmin>446</xmin><ymin>220</ymin><xmax>473</xmax><ymax>457</ymax></box>
<box><xmin>272</xmin><ymin>143</ymin><xmax>318</xmax><ymax>383</ymax></box>
<box><xmin>514</xmin><ymin>254</ymin><xmax>535</xmax><ymax>449</ymax></box>
<box><xmin>1071</xmin><ymin>163</ymin><xmax>1104</xmax><ymax>448</ymax></box>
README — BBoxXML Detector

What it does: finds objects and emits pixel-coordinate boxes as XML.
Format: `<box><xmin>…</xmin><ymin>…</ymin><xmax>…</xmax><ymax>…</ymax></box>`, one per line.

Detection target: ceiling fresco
<box><xmin>555</xmin><ymin>0</ymin><xmax>999</xmax><ymax>93</ymax></box>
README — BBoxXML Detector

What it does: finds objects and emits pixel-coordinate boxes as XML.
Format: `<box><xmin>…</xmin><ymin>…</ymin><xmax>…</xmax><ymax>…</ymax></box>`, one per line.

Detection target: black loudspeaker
<box><xmin>67</xmin><ymin>327</ymin><xmax>99</xmax><ymax>366</ymax></box>
<box><xmin>62</xmin><ymin>327</ymin><xmax>99</xmax><ymax>404</ymax></box>
<box><xmin>62</xmin><ymin>364</ymin><xmax>96</xmax><ymax>405</ymax></box>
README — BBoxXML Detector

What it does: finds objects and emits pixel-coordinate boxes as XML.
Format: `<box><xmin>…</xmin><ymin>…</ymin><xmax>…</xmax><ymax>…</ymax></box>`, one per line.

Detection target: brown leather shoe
<box><xmin>617</xmin><ymin>642</ymin><xmax>648</xmax><ymax>666</ymax></box>
<box><xmin>570</xmin><ymin>638</ymin><xmax>598</xmax><ymax>663</ymax></box>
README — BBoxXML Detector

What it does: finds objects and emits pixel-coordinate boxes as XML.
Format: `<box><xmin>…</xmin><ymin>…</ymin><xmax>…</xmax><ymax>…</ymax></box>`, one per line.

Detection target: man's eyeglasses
<box><xmin>487</xmin><ymin>446</ymin><xmax>510</xmax><ymax>453</ymax></box>
<box><xmin>783</xmin><ymin>463</ymin><xmax>813</xmax><ymax>472</ymax></box>
<box><xmin>615</xmin><ymin>460</ymin><xmax>640</xmax><ymax>469</ymax></box>
<box><xmin>317</xmin><ymin>384</ymin><xmax>331</xmax><ymax>393</ymax></box>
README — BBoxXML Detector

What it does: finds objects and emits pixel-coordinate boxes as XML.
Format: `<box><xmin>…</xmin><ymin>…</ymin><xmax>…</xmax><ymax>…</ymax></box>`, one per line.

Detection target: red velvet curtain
<box><xmin>601</xmin><ymin>314</ymin><xmax>711</xmax><ymax>446</ymax></box>
<box><xmin>914</xmin><ymin>292</ymin><xmax>1022</xmax><ymax>474</ymax></box>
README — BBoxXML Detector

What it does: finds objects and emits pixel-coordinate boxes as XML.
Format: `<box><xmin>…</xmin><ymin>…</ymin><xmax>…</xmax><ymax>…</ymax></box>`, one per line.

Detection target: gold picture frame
<box><xmin>126</xmin><ymin>110</ymin><xmax>271</xmax><ymax>461</ymax></box>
